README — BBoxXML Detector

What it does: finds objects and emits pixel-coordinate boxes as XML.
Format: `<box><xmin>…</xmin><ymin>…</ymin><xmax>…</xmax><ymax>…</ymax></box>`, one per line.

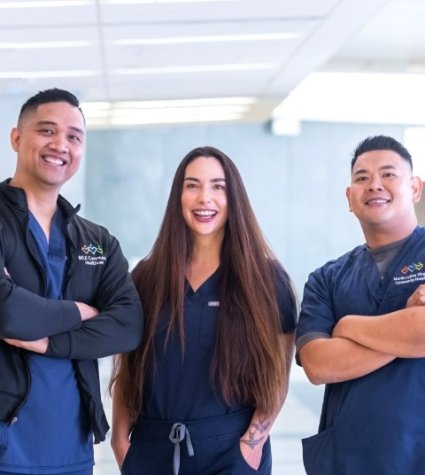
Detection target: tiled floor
<box><xmin>94</xmin><ymin>359</ymin><xmax>324</xmax><ymax>475</ymax></box>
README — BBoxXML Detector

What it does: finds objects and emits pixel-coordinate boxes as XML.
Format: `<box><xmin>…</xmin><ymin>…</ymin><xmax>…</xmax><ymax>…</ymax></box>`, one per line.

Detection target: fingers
<box><xmin>406</xmin><ymin>284</ymin><xmax>425</xmax><ymax>307</ymax></box>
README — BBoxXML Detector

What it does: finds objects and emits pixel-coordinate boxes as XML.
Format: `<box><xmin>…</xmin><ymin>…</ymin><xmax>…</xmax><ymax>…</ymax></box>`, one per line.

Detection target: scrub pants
<box><xmin>121</xmin><ymin>409</ymin><xmax>272</xmax><ymax>475</ymax></box>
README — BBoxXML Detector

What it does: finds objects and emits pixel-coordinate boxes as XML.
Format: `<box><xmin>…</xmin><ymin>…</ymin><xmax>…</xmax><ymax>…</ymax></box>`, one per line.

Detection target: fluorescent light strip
<box><xmin>114</xmin><ymin>33</ymin><xmax>301</xmax><ymax>46</ymax></box>
<box><xmin>0</xmin><ymin>32</ymin><xmax>300</xmax><ymax>50</ymax></box>
<box><xmin>88</xmin><ymin>113</ymin><xmax>243</xmax><ymax>127</ymax></box>
<box><xmin>104</xmin><ymin>0</ymin><xmax>235</xmax><ymax>4</ymax></box>
<box><xmin>92</xmin><ymin>105</ymin><xmax>249</xmax><ymax>118</ymax></box>
<box><xmin>0</xmin><ymin>1</ymin><xmax>91</xmax><ymax>7</ymax></box>
<box><xmin>82</xmin><ymin>98</ymin><xmax>252</xmax><ymax>126</ymax></box>
<box><xmin>109</xmin><ymin>115</ymin><xmax>242</xmax><ymax>126</ymax></box>
<box><xmin>0</xmin><ymin>70</ymin><xmax>96</xmax><ymax>79</ymax></box>
<box><xmin>114</xmin><ymin>63</ymin><xmax>273</xmax><ymax>75</ymax></box>
<box><xmin>82</xmin><ymin>97</ymin><xmax>257</xmax><ymax>112</ymax></box>
<box><xmin>0</xmin><ymin>41</ymin><xmax>92</xmax><ymax>50</ymax></box>
<box><xmin>0</xmin><ymin>63</ymin><xmax>270</xmax><ymax>79</ymax></box>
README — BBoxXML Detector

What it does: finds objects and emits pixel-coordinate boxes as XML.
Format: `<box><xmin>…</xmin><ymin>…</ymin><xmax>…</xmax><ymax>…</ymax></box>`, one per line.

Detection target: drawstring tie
<box><xmin>168</xmin><ymin>423</ymin><xmax>195</xmax><ymax>475</ymax></box>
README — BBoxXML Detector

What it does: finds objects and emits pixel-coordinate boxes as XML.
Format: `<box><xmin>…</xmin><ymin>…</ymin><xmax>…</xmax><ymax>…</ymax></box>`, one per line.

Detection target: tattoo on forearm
<box><xmin>240</xmin><ymin>417</ymin><xmax>271</xmax><ymax>450</ymax></box>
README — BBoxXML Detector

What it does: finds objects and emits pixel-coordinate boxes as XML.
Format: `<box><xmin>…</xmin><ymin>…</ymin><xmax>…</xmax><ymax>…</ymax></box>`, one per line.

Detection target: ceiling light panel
<box><xmin>103</xmin><ymin>20</ymin><xmax>311</xmax><ymax>71</ymax></box>
<box><xmin>105</xmin><ymin>68</ymin><xmax>274</xmax><ymax>101</ymax></box>
<box><xmin>0</xmin><ymin>25</ymin><xmax>99</xmax><ymax>76</ymax></box>
<box><xmin>0</xmin><ymin>26</ymin><xmax>97</xmax><ymax>49</ymax></box>
<box><xmin>98</xmin><ymin>0</ymin><xmax>336</xmax><ymax>24</ymax></box>
<box><xmin>82</xmin><ymin>99</ymin><xmax>250</xmax><ymax>128</ymax></box>
<box><xmin>104</xmin><ymin>20</ymin><xmax>310</xmax><ymax>45</ymax></box>
<box><xmin>0</xmin><ymin>2</ymin><xmax>97</xmax><ymax>28</ymax></box>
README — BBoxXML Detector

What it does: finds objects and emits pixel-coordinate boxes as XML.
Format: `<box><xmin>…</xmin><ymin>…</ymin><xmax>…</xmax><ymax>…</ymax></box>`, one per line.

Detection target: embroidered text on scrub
<box><xmin>169</xmin><ymin>423</ymin><xmax>195</xmax><ymax>475</ymax></box>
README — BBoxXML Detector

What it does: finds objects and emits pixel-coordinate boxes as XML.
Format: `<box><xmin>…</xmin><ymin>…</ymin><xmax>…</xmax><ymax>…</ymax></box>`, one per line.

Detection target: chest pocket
<box><xmin>199</xmin><ymin>303</ymin><xmax>219</xmax><ymax>351</ymax></box>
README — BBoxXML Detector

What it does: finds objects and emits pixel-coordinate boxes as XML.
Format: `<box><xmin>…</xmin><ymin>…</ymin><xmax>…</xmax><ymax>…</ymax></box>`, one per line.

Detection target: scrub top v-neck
<box><xmin>142</xmin><ymin>266</ymin><xmax>296</xmax><ymax>422</ymax></box>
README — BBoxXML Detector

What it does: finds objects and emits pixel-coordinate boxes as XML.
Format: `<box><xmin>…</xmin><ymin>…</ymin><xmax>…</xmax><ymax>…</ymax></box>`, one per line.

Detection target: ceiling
<box><xmin>0</xmin><ymin>0</ymin><xmax>423</xmax><ymax>126</ymax></box>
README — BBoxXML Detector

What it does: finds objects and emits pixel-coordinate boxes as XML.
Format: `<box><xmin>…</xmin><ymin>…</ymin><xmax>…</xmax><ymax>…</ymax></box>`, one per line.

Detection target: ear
<box><xmin>346</xmin><ymin>186</ymin><xmax>353</xmax><ymax>212</ymax></box>
<box><xmin>10</xmin><ymin>128</ymin><xmax>21</xmax><ymax>153</ymax></box>
<box><xmin>411</xmin><ymin>176</ymin><xmax>423</xmax><ymax>204</ymax></box>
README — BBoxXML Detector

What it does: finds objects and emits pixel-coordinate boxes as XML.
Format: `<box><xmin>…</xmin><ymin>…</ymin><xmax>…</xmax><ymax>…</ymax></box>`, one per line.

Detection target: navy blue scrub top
<box><xmin>143</xmin><ymin>266</ymin><xmax>296</xmax><ymax>421</ymax></box>
<box><xmin>296</xmin><ymin>227</ymin><xmax>425</xmax><ymax>474</ymax></box>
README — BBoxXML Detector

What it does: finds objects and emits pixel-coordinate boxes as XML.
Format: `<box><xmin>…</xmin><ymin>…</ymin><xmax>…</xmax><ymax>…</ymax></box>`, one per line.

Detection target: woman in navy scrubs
<box><xmin>110</xmin><ymin>146</ymin><xmax>296</xmax><ymax>475</ymax></box>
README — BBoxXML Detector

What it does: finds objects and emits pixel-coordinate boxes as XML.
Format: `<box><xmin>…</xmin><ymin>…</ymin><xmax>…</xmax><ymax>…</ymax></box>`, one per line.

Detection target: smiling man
<box><xmin>0</xmin><ymin>89</ymin><xmax>143</xmax><ymax>475</ymax></box>
<box><xmin>296</xmin><ymin>135</ymin><xmax>425</xmax><ymax>474</ymax></box>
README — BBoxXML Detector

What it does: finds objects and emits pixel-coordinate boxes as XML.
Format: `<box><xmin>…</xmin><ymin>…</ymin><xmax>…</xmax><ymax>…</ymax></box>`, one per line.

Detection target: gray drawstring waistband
<box><xmin>168</xmin><ymin>422</ymin><xmax>195</xmax><ymax>475</ymax></box>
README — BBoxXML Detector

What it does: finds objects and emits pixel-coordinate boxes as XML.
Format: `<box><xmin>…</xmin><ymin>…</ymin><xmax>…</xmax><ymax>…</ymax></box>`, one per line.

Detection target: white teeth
<box><xmin>43</xmin><ymin>156</ymin><xmax>64</xmax><ymax>166</ymax></box>
<box><xmin>367</xmin><ymin>199</ymin><xmax>389</xmax><ymax>205</ymax></box>
<box><xmin>193</xmin><ymin>210</ymin><xmax>216</xmax><ymax>217</ymax></box>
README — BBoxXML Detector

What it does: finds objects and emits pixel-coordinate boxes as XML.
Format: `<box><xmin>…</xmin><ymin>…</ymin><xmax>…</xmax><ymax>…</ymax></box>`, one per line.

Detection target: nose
<box><xmin>368</xmin><ymin>176</ymin><xmax>384</xmax><ymax>192</ymax></box>
<box><xmin>48</xmin><ymin>134</ymin><xmax>69</xmax><ymax>153</ymax></box>
<box><xmin>198</xmin><ymin>185</ymin><xmax>212</xmax><ymax>203</ymax></box>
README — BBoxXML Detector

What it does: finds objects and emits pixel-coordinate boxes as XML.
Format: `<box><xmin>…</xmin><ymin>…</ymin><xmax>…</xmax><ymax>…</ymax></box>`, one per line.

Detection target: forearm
<box><xmin>299</xmin><ymin>337</ymin><xmax>395</xmax><ymax>385</ymax></box>
<box><xmin>335</xmin><ymin>307</ymin><xmax>425</xmax><ymax>357</ymax></box>
<box><xmin>240</xmin><ymin>333</ymin><xmax>294</xmax><ymax>468</ymax></box>
<box><xmin>241</xmin><ymin>410</ymin><xmax>276</xmax><ymax>448</ymax></box>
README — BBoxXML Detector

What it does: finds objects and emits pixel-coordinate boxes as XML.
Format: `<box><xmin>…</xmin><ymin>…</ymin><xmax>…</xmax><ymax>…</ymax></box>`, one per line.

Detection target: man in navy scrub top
<box><xmin>0</xmin><ymin>88</ymin><xmax>142</xmax><ymax>475</ymax></box>
<box><xmin>296</xmin><ymin>135</ymin><xmax>425</xmax><ymax>475</ymax></box>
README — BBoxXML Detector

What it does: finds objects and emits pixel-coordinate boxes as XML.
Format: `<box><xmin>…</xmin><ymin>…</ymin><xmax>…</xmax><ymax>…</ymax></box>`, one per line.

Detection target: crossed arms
<box><xmin>299</xmin><ymin>284</ymin><xmax>425</xmax><ymax>385</ymax></box>
<box><xmin>0</xmin><ymin>237</ymin><xmax>143</xmax><ymax>359</ymax></box>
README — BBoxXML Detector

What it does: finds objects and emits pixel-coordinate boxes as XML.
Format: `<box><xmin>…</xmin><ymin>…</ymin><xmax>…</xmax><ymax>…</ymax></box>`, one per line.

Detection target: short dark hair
<box><xmin>18</xmin><ymin>88</ymin><xmax>84</xmax><ymax>125</ymax></box>
<box><xmin>351</xmin><ymin>135</ymin><xmax>412</xmax><ymax>170</ymax></box>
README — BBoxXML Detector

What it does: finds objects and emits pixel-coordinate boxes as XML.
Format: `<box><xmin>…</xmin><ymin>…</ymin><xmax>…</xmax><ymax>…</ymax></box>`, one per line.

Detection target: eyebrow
<box><xmin>184</xmin><ymin>177</ymin><xmax>226</xmax><ymax>182</ymax></box>
<box><xmin>353</xmin><ymin>164</ymin><xmax>397</xmax><ymax>176</ymax></box>
<box><xmin>36</xmin><ymin>120</ymin><xmax>84</xmax><ymax>135</ymax></box>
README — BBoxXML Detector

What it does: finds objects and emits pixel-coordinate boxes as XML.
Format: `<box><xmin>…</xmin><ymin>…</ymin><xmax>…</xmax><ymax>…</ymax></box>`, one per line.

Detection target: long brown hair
<box><xmin>110</xmin><ymin>146</ymin><xmax>295</xmax><ymax>421</ymax></box>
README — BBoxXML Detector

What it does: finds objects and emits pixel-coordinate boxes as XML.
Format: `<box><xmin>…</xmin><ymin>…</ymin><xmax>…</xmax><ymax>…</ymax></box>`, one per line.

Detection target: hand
<box><xmin>111</xmin><ymin>436</ymin><xmax>130</xmax><ymax>469</ymax></box>
<box><xmin>406</xmin><ymin>284</ymin><xmax>425</xmax><ymax>307</ymax></box>
<box><xmin>4</xmin><ymin>337</ymin><xmax>49</xmax><ymax>354</ymax></box>
<box><xmin>75</xmin><ymin>302</ymin><xmax>100</xmax><ymax>321</ymax></box>
<box><xmin>239</xmin><ymin>439</ymin><xmax>263</xmax><ymax>470</ymax></box>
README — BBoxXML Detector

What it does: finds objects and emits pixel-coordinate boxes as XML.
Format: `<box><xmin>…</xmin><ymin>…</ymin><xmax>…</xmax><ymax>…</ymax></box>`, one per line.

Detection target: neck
<box><xmin>363</xmin><ymin>222</ymin><xmax>417</xmax><ymax>249</ymax></box>
<box><xmin>190</xmin><ymin>233</ymin><xmax>223</xmax><ymax>267</ymax></box>
<box><xmin>186</xmin><ymin>234</ymin><xmax>223</xmax><ymax>291</ymax></box>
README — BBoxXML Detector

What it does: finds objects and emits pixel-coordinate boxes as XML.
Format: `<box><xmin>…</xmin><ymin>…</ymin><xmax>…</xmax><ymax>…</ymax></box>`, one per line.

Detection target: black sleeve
<box><xmin>0</xmin><ymin>270</ymin><xmax>81</xmax><ymax>341</ymax></box>
<box><xmin>45</xmin><ymin>236</ymin><xmax>143</xmax><ymax>359</ymax></box>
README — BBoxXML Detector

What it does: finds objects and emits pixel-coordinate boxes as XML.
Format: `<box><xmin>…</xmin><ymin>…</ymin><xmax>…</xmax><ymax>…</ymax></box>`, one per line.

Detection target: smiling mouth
<box><xmin>42</xmin><ymin>155</ymin><xmax>65</xmax><ymax>166</ymax></box>
<box><xmin>193</xmin><ymin>209</ymin><xmax>217</xmax><ymax>217</ymax></box>
<box><xmin>365</xmin><ymin>198</ymin><xmax>390</xmax><ymax>205</ymax></box>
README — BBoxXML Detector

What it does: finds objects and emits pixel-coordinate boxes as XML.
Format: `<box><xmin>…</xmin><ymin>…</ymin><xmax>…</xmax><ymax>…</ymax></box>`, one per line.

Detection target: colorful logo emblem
<box><xmin>81</xmin><ymin>244</ymin><xmax>103</xmax><ymax>256</ymax></box>
<box><xmin>401</xmin><ymin>261</ymin><xmax>423</xmax><ymax>274</ymax></box>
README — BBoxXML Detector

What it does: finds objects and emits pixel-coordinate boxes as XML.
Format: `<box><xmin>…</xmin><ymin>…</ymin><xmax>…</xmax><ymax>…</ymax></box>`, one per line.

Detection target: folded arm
<box><xmin>3</xmin><ymin>301</ymin><xmax>99</xmax><ymax>354</ymax></box>
<box><xmin>334</xmin><ymin>306</ymin><xmax>425</xmax><ymax>358</ymax></box>
<box><xmin>1</xmin><ymin>238</ymin><xmax>143</xmax><ymax>360</ymax></box>
<box><xmin>299</xmin><ymin>337</ymin><xmax>395</xmax><ymax>385</ymax></box>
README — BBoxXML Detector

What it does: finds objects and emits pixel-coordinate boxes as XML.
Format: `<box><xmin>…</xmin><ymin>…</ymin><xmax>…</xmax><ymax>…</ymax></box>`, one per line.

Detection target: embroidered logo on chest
<box><xmin>394</xmin><ymin>261</ymin><xmax>425</xmax><ymax>285</ymax></box>
<box><xmin>78</xmin><ymin>243</ymin><xmax>107</xmax><ymax>266</ymax></box>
